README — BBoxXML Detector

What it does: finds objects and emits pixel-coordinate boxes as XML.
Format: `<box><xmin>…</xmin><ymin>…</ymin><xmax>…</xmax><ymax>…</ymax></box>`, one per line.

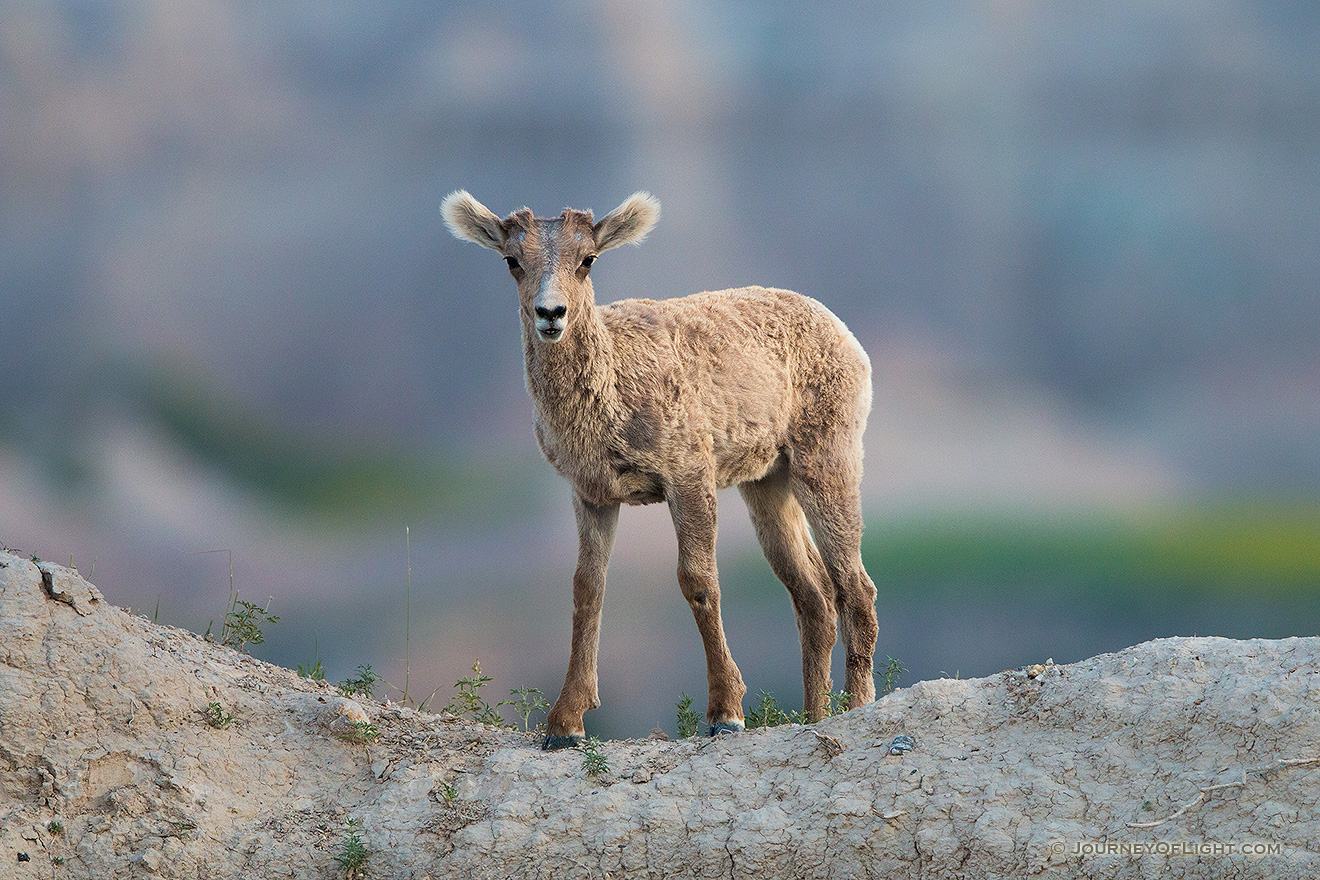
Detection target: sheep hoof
<box><xmin>709</xmin><ymin>720</ymin><xmax>745</xmax><ymax>737</ymax></box>
<box><xmin>542</xmin><ymin>733</ymin><xmax>585</xmax><ymax>751</ymax></box>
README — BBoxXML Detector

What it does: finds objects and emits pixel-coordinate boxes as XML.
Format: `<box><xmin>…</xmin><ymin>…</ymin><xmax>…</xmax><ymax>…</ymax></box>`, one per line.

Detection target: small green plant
<box><xmin>221</xmin><ymin>598</ymin><xmax>279</xmax><ymax>651</ymax></box>
<box><xmin>745</xmin><ymin>690</ymin><xmax>800</xmax><ymax>728</ymax></box>
<box><xmin>675</xmin><ymin>693</ymin><xmax>700</xmax><ymax>738</ymax></box>
<box><xmin>338</xmin><ymin>720</ymin><xmax>380</xmax><ymax>745</ymax></box>
<box><xmin>203</xmin><ymin>702</ymin><xmax>234</xmax><ymax>729</ymax></box>
<box><xmin>47</xmin><ymin>817</ymin><xmax>67</xmax><ymax>870</ymax></box>
<box><xmin>339</xmin><ymin>664</ymin><xmax>379</xmax><ymax>698</ymax></box>
<box><xmin>580</xmin><ymin>736</ymin><xmax>610</xmax><ymax>778</ymax></box>
<box><xmin>298</xmin><ymin>635</ymin><xmax>326</xmax><ymax>680</ymax></box>
<box><xmin>438</xmin><ymin>781</ymin><xmax>458</xmax><ymax>805</ymax></box>
<box><xmin>499</xmin><ymin>685</ymin><xmax>550</xmax><ymax>731</ymax></box>
<box><xmin>879</xmin><ymin>655</ymin><xmax>906</xmax><ymax>696</ymax></box>
<box><xmin>335</xmin><ymin>817</ymin><xmax>370</xmax><ymax>878</ymax></box>
<box><xmin>166</xmin><ymin>817</ymin><xmax>198</xmax><ymax>835</ymax></box>
<box><xmin>198</xmin><ymin>549</ymin><xmax>277</xmax><ymax>652</ymax></box>
<box><xmin>824</xmin><ymin>689</ymin><xmax>854</xmax><ymax>717</ymax></box>
<box><xmin>444</xmin><ymin>661</ymin><xmax>506</xmax><ymax>726</ymax></box>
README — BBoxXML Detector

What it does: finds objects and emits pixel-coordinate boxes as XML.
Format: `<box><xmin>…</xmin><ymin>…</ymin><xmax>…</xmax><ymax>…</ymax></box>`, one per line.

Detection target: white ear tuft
<box><xmin>441</xmin><ymin>190</ymin><xmax>506</xmax><ymax>250</ymax></box>
<box><xmin>593</xmin><ymin>192</ymin><xmax>661</xmax><ymax>252</ymax></box>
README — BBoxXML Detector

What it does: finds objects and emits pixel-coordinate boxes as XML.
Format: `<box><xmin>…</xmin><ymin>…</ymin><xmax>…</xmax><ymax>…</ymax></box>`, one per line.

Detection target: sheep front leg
<box><xmin>668</xmin><ymin>475</ymin><xmax>747</xmax><ymax>735</ymax></box>
<box><xmin>543</xmin><ymin>494</ymin><xmax>619</xmax><ymax>750</ymax></box>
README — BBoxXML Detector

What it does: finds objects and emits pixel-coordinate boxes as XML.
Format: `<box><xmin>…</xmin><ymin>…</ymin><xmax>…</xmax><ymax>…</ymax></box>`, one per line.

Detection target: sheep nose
<box><xmin>535</xmin><ymin>305</ymin><xmax>567</xmax><ymax>321</ymax></box>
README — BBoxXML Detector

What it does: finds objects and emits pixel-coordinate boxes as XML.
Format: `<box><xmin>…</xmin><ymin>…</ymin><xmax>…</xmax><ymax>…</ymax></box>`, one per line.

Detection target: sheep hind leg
<box><xmin>792</xmin><ymin>468</ymin><xmax>878</xmax><ymax>710</ymax></box>
<box><xmin>739</xmin><ymin>464</ymin><xmax>838</xmax><ymax>723</ymax></box>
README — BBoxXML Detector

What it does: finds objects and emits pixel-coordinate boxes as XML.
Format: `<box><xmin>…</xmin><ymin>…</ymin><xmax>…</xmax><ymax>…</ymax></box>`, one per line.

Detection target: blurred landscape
<box><xmin>2</xmin><ymin>2</ymin><xmax>1318</xmax><ymax>739</ymax></box>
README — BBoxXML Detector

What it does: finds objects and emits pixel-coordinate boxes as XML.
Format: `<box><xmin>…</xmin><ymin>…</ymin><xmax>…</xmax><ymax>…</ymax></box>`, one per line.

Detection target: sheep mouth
<box><xmin>536</xmin><ymin>324</ymin><xmax>564</xmax><ymax>342</ymax></box>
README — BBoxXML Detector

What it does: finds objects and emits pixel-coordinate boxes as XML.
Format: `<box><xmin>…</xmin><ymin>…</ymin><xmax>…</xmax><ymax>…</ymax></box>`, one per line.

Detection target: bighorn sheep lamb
<box><xmin>442</xmin><ymin>190</ymin><xmax>879</xmax><ymax>749</ymax></box>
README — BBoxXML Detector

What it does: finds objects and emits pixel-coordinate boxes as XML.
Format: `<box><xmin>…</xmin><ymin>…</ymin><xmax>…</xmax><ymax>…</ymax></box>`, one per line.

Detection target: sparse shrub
<box><xmin>299</xmin><ymin>658</ymin><xmax>326</xmax><ymax>681</ymax></box>
<box><xmin>824</xmin><ymin>689</ymin><xmax>854</xmax><ymax>717</ymax></box>
<box><xmin>675</xmin><ymin>693</ymin><xmax>700</xmax><ymax>738</ymax></box>
<box><xmin>444</xmin><ymin>661</ymin><xmax>507</xmax><ymax>727</ymax></box>
<box><xmin>499</xmin><ymin>685</ymin><xmax>550</xmax><ymax>732</ymax></box>
<box><xmin>335</xmin><ymin>818</ymin><xmax>369</xmax><ymax>878</ymax></box>
<box><xmin>879</xmin><ymin>655</ymin><xmax>906</xmax><ymax>696</ymax></box>
<box><xmin>745</xmin><ymin>690</ymin><xmax>800</xmax><ymax>728</ymax></box>
<box><xmin>219</xmin><ymin>597</ymin><xmax>279</xmax><ymax>652</ymax></box>
<box><xmin>580</xmin><ymin>736</ymin><xmax>610</xmax><ymax>778</ymax></box>
<box><xmin>196</xmin><ymin>550</ymin><xmax>278</xmax><ymax>651</ymax></box>
<box><xmin>299</xmin><ymin>640</ymin><xmax>326</xmax><ymax>681</ymax></box>
<box><xmin>338</xmin><ymin>721</ymin><xmax>379</xmax><ymax>745</ymax></box>
<box><xmin>203</xmin><ymin>702</ymin><xmax>234</xmax><ymax>729</ymax></box>
<box><xmin>338</xmin><ymin>664</ymin><xmax>378</xmax><ymax>699</ymax></box>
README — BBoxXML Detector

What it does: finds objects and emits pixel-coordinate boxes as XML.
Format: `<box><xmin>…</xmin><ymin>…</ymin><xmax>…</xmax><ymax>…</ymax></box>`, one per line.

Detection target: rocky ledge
<box><xmin>1</xmin><ymin>550</ymin><xmax>1317</xmax><ymax>879</ymax></box>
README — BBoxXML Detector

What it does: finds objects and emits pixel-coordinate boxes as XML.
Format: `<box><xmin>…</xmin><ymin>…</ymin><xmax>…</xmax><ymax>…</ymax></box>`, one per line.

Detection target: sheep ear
<box><xmin>593</xmin><ymin>192</ymin><xmax>660</xmax><ymax>252</ymax></box>
<box><xmin>441</xmin><ymin>190</ymin><xmax>507</xmax><ymax>250</ymax></box>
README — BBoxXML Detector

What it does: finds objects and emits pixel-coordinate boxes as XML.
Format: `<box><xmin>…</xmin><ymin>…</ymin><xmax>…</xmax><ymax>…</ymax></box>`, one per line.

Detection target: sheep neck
<box><xmin>523</xmin><ymin>305</ymin><xmax>622</xmax><ymax>436</ymax></box>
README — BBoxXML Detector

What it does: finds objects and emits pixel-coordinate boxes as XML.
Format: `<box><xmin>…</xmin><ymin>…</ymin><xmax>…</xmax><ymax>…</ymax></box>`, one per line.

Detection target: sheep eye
<box><xmin>580</xmin><ymin>254</ymin><xmax>597</xmax><ymax>270</ymax></box>
<box><xmin>504</xmin><ymin>256</ymin><xmax>521</xmax><ymax>272</ymax></box>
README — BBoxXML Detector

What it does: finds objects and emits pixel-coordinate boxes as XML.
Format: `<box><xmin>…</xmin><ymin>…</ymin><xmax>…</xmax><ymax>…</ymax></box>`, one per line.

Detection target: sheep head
<box><xmin>442</xmin><ymin>191</ymin><xmax>660</xmax><ymax>344</ymax></box>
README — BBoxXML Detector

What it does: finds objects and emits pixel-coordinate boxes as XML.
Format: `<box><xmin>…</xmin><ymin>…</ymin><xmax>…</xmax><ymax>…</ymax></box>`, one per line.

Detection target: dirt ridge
<box><xmin>2</xmin><ymin>550</ymin><xmax>1317</xmax><ymax>878</ymax></box>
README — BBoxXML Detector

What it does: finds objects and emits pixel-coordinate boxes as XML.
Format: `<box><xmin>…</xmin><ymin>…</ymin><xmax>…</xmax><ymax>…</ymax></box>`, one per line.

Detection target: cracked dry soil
<box><xmin>2</xmin><ymin>550</ymin><xmax>1318</xmax><ymax>879</ymax></box>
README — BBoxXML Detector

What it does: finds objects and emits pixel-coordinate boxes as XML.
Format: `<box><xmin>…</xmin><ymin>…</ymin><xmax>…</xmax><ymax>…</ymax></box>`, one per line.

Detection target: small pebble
<box><xmin>888</xmin><ymin>734</ymin><xmax>915</xmax><ymax>755</ymax></box>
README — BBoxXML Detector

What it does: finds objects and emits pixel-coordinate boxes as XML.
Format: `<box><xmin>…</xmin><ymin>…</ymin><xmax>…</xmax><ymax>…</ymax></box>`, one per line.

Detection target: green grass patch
<box><xmin>860</xmin><ymin>503</ymin><xmax>1320</xmax><ymax>599</ymax></box>
<box><xmin>134</xmin><ymin>370</ymin><xmax>531</xmax><ymax>523</ymax></box>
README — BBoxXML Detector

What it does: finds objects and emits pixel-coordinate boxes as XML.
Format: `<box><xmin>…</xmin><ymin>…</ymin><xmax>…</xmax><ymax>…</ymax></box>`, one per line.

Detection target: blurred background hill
<box><xmin>3</xmin><ymin>1</ymin><xmax>1318</xmax><ymax>738</ymax></box>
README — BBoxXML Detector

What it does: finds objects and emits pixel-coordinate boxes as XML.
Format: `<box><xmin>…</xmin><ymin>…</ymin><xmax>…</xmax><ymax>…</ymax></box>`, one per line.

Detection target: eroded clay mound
<box><xmin>1</xmin><ymin>551</ymin><xmax>1317</xmax><ymax>879</ymax></box>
